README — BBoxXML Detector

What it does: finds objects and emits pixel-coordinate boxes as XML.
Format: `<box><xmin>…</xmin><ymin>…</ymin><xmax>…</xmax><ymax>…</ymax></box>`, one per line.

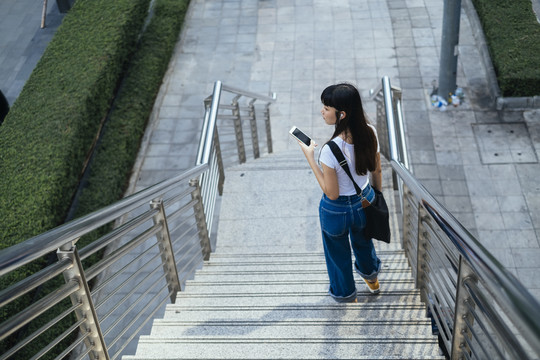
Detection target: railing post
<box><xmin>376</xmin><ymin>95</ymin><xmax>390</xmax><ymax>162</ymax></box>
<box><xmin>416</xmin><ymin>207</ymin><xmax>430</xmax><ymax>304</ymax></box>
<box><xmin>401</xmin><ymin>185</ymin><xmax>413</xmax><ymax>252</ymax></box>
<box><xmin>41</xmin><ymin>0</ymin><xmax>48</xmax><ymax>28</ymax></box>
<box><xmin>190</xmin><ymin>178</ymin><xmax>212</xmax><ymax>260</ymax></box>
<box><xmin>150</xmin><ymin>199</ymin><xmax>182</xmax><ymax>300</ymax></box>
<box><xmin>248</xmin><ymin>99</ymin><xmax>260</xmax><ymax>159</ymax></box>
<box><xmin>451</xmin><ymin>256</ymin><xmax>476</xmax><ymax>360</ymax></box>
<box><xmin>265</xmin><ymin>97</ymin><xmax>275</xmax><ymax>154</ymax></box>
<box><xmin>232</xmin><ymin>95</ymin><xmax>246</xmax><ymax>164</ymax></box>
<box><xmin>57</xmin><ymin>244</ymin><xmax>110</xmax><ymax>360</ymax></box>
<box><xmin>213</xmin><ymin>126</ymin><xmax>225</xmax><ymax>196</ymax></box>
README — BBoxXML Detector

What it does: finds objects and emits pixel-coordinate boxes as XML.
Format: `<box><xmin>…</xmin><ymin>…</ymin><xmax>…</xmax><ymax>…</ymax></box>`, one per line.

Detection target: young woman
<box><xmin>296</xmin><ymin>83</ymin><xmax>383</xmax><ymax>303</ymax></box>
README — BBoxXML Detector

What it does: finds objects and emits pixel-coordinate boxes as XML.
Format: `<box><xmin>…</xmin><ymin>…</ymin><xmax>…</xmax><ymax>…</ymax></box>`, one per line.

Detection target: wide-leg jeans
<box><xmin>319</xmin><ymin>184</ymin><xmax>381</xmax><ymax>302</ymax></box>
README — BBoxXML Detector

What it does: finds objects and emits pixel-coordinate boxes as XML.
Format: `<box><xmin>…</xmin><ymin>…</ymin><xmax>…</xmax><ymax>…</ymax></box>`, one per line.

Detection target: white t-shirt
<box><xmin>318</xmin><ymin>125</ymin><xmax>379</xmax><ymax>196</ymax></box>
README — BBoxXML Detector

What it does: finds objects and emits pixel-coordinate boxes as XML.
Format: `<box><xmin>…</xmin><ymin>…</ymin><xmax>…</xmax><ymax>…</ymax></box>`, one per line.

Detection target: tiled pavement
<box><xmin>0</xmin><ymin>0</ymin><xmax>62</xmax><ymax>105</ymax></box>
<box><xmin>2</xmin><ymin>0</ymin><xmax>539</xmax><ymax>303</ymax></box>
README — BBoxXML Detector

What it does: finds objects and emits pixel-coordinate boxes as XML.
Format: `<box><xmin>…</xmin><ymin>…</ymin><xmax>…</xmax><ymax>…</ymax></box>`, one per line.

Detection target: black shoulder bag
<box><xmin>327</xmin><ymin>141</ymin><xmax>391</xmax><ymax>243</ymax></box>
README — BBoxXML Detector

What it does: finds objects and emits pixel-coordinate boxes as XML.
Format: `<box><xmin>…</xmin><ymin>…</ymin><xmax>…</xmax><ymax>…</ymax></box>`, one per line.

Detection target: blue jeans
<box><xmin>319</xmin><ymin>184</ymin><xmax>381</xmax><ymax>302</ymax></box>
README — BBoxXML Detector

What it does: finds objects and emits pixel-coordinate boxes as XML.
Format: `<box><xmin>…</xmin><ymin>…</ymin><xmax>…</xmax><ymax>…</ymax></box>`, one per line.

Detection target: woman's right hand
<box><xmin>298</xmin><ymin>140</ymin><xmax>317</xmax><ymax>160</ymax></box>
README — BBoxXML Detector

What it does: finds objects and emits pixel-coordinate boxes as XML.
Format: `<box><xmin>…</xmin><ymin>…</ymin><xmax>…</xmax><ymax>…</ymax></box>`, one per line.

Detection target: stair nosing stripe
<box><xmin>209</xmin><ymin>251</ymin><xmax>405</xmax><ymax>257</ymax></box>
<box><xmin>176</xmin><ymin>289</ymin><xmax>420</xmax><ymax>295</ymax></box>
<box><xmin>169</xmin><ymin>303</ymin><xmax>427</xmax><ymax>310</ymax></box>
<box><xmin>137</xmin><ymin>337</ymin><xmax>439</xmax><ymax>344</ymax></box>
<box><xmin>186</xmin><ymin>280</ymin><xmax>414</xmax><ymax>285</ymax></box>
<box><xmin>195</xmin><ymin>269</ymin><xmax>409</xmax><ymax>275</ymax></box>
<box><xmin>153</xmin><ymin>320</ymin><xmax>432</xmax><ymax>326</ymax></box>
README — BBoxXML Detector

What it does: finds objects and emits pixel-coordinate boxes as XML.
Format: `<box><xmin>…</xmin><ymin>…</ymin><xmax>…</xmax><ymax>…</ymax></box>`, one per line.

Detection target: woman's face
<box><xmin>321</xmin><ymin>104</ymin><xmax>338</xmax><ymax>125</ymax></box>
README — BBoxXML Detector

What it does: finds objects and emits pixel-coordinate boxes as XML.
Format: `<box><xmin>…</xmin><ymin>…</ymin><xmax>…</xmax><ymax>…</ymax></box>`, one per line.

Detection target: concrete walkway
<box><xmin>0</xmin><ymin>0</ymin><xmax>62</xmax><ymax>105</ymax></box>
<box><xmin>1</xmin><ymin>0</ymin><xmax>539</xmax><ymax>319</ymax></box>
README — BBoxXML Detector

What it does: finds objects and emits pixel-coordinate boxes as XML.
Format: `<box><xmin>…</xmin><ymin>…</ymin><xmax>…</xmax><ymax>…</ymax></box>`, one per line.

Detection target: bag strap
<box><xmin>327</xmin><ymin>141</ymin><xmax>372</xmax><ymax>208</ymax></box>
<box><xmin>327</xmin><ymin>141</ymin><xmax>364</xmax><ymax>195</ymax></box>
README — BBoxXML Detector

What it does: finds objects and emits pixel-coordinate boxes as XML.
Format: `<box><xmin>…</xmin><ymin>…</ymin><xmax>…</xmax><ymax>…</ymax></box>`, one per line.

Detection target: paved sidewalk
<box><xmin>0</xmin><ymin>0</ymin><xmax>62</xmax><ymax>105</ymax></box>
<box><xmin>1</xmin><ymin>0</ymin><xmax>539</xmax><ymax>303</ymax></box>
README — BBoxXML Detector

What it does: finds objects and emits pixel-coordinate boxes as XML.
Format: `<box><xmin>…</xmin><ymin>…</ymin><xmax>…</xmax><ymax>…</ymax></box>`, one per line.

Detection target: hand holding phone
<box><xmin>289</xmin><ymin>126</ymin><xmax>312</xmax><ymax>147</ymax></box>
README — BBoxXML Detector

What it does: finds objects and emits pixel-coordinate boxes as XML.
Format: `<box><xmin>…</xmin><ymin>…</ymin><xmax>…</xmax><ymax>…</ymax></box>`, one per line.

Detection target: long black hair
<box><xmin>321</xmin><ymin>83</ymin><xmax>377</xmax><ymax>175</ymax></box>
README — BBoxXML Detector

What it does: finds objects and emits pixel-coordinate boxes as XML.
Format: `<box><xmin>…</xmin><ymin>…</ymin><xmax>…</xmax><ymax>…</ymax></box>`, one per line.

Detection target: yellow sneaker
<box><xmin>363</xmin><ymin>278</ymin><xmax>380</xmax><ymax>294</ymax></box>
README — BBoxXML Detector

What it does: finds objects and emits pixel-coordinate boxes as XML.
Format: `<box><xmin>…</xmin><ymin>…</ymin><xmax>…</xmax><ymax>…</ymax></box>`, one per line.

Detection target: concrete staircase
<box><xmin>124</xmin><ymin>150</ymin><xmax>444</xmax><ymax>359</ymax></box>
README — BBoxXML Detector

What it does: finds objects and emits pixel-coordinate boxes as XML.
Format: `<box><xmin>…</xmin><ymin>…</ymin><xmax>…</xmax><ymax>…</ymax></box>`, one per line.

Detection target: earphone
<box><xmin>340</xmin><ymin>113</ymin><xmax>344</xmax><ymax>119</ymax></box>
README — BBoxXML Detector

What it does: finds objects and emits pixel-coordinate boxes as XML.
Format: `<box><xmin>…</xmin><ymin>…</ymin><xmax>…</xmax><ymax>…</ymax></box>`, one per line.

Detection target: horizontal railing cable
<box><xmin>31</xmin><ymin>318</ymin><xmax>87</xmax><ymax>360</ymax></box>
<box><xmin>464</xmin><ymin>302</ymin><xmax>505</xmax><ymax>360</ymax></box>
<box><xmin>108</xmin><ymin>292</ymin><xmax>172</xmax><ymax>360</ymax></box>
<box><xmin>84</xmin><ymin>225</ymin><xmax>162</xmax><ymax>282</ymax></box>
<box><xmin>0</xmin><ymin>281</ymin><xmax>79</xmax><ymax>341</ymax></box>
<box><xmin>107</xmin><ymin>288</ymin><xmax>172</xmax><ymax>353</ymax></box>
<box><xmin>0</xmin><ymin>303</ymin><xmax>81</xmax><ymax>360</ymax></box>
<box><xmin>464</xmin><ymin>281</ymin><xmax>528</xmax><ymax>359</ymax></box>
<box><xmin>90</xmin><ymin>243</ymin><xmax>159</xmax><ymax>297</ymax></box>
<box><xmin>71</xmin><ymin>342</ymin><xmax>94</xmax><ymax>360</ymax></box>
<box><xmin>93</xmin><ymin>251</ymin><xmax>163</xmax><ymax>313</ymax></box>
<box><xmin>0</xmin><ymin>258</ymin><xmax>73</xmax><ymax>308</ymax></box>
<box><xmin>78</xmin><ymin>209</ymin><xmax>159</xmax><ymax>261</ymax></box>
<box><xmin>103</xmin><ymin>278</ymin><xmax>168</xmax><ymax>340</ymax></box>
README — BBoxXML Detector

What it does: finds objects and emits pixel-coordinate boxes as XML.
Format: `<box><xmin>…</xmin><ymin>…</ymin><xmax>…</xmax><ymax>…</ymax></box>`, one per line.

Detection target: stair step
<box><xmin>213</xmin><ymin>241</ymin><xmax>403</xmax><ymax>253</ymax></box>
<box><xmin>203</xmin><ymin>252</ymin><xmax>408</xmax><ymax>264</ymax></box>
<box><xmin>226</xmin><ymin>158</ymin><xmax>312</xmax><ymax>169</ymax></box>
<box><xmin>192</xmin><ymin>270</ymin><xmax>413</xmax><ymax>282</ymax></box>
<box><xmin>207</xmin><ymin>250</ymin><xmax>405</xmax><ymax>260</ymax></box>
<box><xmin>224</xmin><ymin>162</ymin><xmax>313</xmax><ymax>172</ymax></box>
<box><xmin>217</xmin><ymin>192</ymin><xmax>319</xmax><ymax>220</ymax></box>
<box><xmin>215</xmin><ymin>239</ymin><xmax>402</xmax><ymax>251</ymax></box>
<box><xmin>149</xmin><ymin>319</ymin><xmax>434</xmax><ymax>337</ymax></box>
<box><xmin>126</xmin><ymin>336</ymin><xmax>444</xmax><ymax>359</ymax></box>
<box><xmin>204</xmin><ymin>254</ymin><xmax>408</xmax><ymax>267</ymax></box>
<box><xmin>184</xmin><ymin>279</ymin><xmax>415</xmax><ymax>294</ymax></box>
<box><xmin>197</xmin><ymin>261</ymin><xmax>410</xmax><ymax>273</ymax></box>
<box><xmin>165</xmin><ymin>303</ymin><xmax>430</xmax><ymax>321</ymax></box>
<box><xmin>172</xmin><ymin>290</ymin><xmax>424</xmax><ymax>307</ymax></box>
<box><xmin>125</xmin><ymin>356</ymin><xmax>443</xmax><ymax>360</ymax></box>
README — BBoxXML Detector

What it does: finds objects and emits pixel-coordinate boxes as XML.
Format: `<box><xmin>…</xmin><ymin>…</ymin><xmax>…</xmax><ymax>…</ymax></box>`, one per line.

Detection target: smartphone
<box><xmin>289</xmin><ymin>126</ymin><xmax>312</xmax><ymax>147</ymax></box>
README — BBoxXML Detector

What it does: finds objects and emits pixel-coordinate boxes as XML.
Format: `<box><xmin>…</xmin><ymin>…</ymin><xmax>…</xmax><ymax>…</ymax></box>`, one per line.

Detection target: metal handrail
<box><xmin>374</xmin><ymin>75</ymin><xmax>540</xmax><ymax>359</ymax></box>
<box><xmin>197</xmin><ymin>81</ymin><xmax>277</xmax><ymax>166</ymax></box>
<box><xmin>0</xmin><ymin>81</ymin><xmax>275</xmax><ymax>360</ymax></box>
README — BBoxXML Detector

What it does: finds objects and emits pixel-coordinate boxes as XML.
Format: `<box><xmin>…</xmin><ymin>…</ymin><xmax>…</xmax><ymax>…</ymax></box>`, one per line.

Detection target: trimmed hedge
<box><xmin>471</xmin><ymin>0</ymin><xmax>540</xmax><ymax>97</ymax></box>
<box><xmin>0</xmin><ymin>0</ymin><xmax>151</xmax><ymax>250</ymax></box>
<box><xmin>0</xmin><ymin>0</ymin><xmax>151</xmax><ymax>357</ymax></box>
<box><xmin>0</xmin><ymin>0</ymin><xmax>150</xmax><ymax>356</ymax></box>
<box><xmin>73</xmin><ymin>0</ymin><xmax>190</xmax><ymax>230</ymax></box>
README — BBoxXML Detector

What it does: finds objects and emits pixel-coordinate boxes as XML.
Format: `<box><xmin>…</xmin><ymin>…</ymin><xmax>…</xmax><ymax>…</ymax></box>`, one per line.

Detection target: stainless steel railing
<box><xmin>0</xmin><ymin>81</ymin><xmax>275</xmax><ymax>360</ymax></box>
<box><xmin>197</xmin><ymin>81</ymin><xmax>276</xmax><ymax>239</ymax></box>
<box><xmin>373</xmin><ymin>76</ymin><xmax>540</xmax><ymax>360</ymax></box>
